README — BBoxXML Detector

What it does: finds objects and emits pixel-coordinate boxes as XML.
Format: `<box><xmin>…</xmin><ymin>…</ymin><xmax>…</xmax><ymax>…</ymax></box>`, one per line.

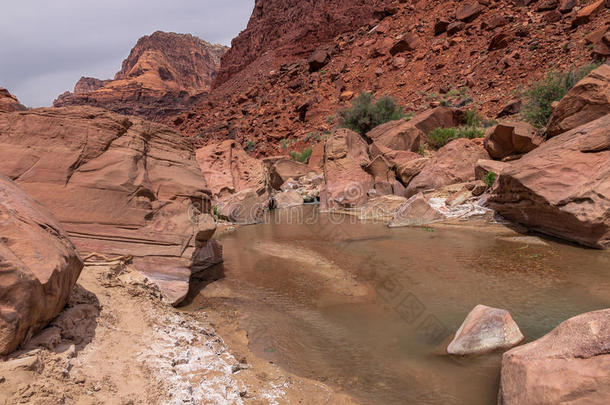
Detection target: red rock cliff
<box><xmin>214</xmin><ymin>0</ymin><xmax>397</xmax><ymax>86</ymax></box>
<box><xmin>54</xmin><ymin>31</ymin><xmax>227</xmax><ymax>119</ymax></box>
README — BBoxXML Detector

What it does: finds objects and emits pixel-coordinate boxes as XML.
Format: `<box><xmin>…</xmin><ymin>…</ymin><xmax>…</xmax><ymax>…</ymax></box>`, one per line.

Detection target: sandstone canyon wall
<box><xmin>54</xmin><ymin>31</ymin><xmax>227</xmax><ymax>120</ymax></box>
<box><xmin>0</xmin><ymin>106</ymin><xmax>221</xmax><ymax>305</ymax></box>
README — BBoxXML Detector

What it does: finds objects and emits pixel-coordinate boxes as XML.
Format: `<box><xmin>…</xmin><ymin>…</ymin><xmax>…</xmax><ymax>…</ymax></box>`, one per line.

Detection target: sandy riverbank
<box><xmin>0</xmin><ymin>258</ymin><xmax>357</xmax><ymax>404</ymax></box>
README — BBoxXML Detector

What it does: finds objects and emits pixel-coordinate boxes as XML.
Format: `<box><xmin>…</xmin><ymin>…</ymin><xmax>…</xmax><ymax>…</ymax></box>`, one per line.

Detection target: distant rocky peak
<box><xmin>53</xmin><ymin>31</ymin><xmax>228</xmax><ymax>119</ymax></box>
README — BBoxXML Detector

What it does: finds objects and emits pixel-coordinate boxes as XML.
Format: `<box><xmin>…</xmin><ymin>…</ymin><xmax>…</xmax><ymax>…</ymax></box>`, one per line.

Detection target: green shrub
<box><xmin>521</xmin><ymin>64</ymin><xmax>600</xmax><ymax>129</ymax></box>
<box><xmin>290</xmin><ymin>147</ymin><xmax>313</xmax><ymax>163</ymax></box>
<box><xmin>428</xmin><ymin>126</ymin><xmax>484</xmax><ymax>149</ymax></box>
<box><xmin>304</xmin><ymin>131</ymin><xmax>321</xmax><ymax>142</ymax></box>
<box><xmin>464</xmin><ymin>109</ymin><xmax>482</xmax><ymax>127</ymax></box>
<box><xmin>338</xmin><ymin>92</ymin><xmax>405</xmax><ymax>135</ymax></box>
<box><xmin>245</xmin><ymin>140</ymin><xmax>256</xmax><ymax>152</ymax></box>
<box><xmin>484</xmin><ymin>171</ymin><xmax>497</xmax><ymax>187</ymax></box>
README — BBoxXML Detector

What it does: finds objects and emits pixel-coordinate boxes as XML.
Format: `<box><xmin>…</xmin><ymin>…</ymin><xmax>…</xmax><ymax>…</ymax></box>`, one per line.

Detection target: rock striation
<box><xmin>54</xmin><ymin>31</ymin><xmax>227</xmax><ymax>120</ymax></box>
<box><xmin>0</xmin><ymin>176</ymin><xmax>83</xmax><ymax>355</ymax></box>
<box><xmin>0</xmin><ymin>106</ymin><xmax>222</xmax><ymax>305</ymax></box>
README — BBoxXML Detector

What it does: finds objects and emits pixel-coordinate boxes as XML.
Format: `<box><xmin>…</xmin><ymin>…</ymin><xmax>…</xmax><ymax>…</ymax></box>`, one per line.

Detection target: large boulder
<box><xmin>499</xmin><ymin>309</ymin><xmax>610</xmax><ymax>405</ymax></box>
<box><xmin>0</xmin><ymin>106</ymin><xmax>220</xmax><ymax>305</ymax></box>
<box><xmin>269</xmin><ymin>158</ymin><xmax>313</xmax><ymax>190</ymax></box>
<box><xmin>365</xmin><ymin>119</ymin><xmax>423</xmax><ymax>152</ymax></box>
<box><xmin>395</xmin><ymin>157</ymin><xmax>429</xmax><ymax>186</ymax></box>
<box><xmin>321</xmin><ymin>129</ymin><xmax>374</xmax><ymax>209</ymax></box>
<box><xmin>488</xmin><ymin>115</ymin><xmax>610</xmax><ymax>249</ymax></box>
<box><xmin>484</xmin><ymin>122</ymin><xmax>542</xmax><ymax>159</ymax></box>
<box><xmin>273</xmin><ymin>190</ymin><xmax>304</xmax><ymax>209</ymax></box>
<box><xmin>216</xmin><ymin>189</ymin><xmax>269</xmax><ymax>224</ymax></box>
<box><xmin>475</xmin><ymin>159</ymin><xmax>508</xmax><ymax>181</ymax></box>
<box><xmin>0</xmin><ymin>88</ymin><xmax>27</xmax><ymax>113</ymax></box>
<box><xmin>447</xmin><ymin>305</ymin><xmax>524</xmax><ymax>356</ymax></box>
<box><xmin>0</xmin><ymin>176</ymin><xmax>83</xmax><ymax>355</ymax></box>
<box><xmin>547</xmin><ymin>64</ymin><xmax>610</xmax><ymax>137</ymax></box>
<box><xmin>365</xmin><ymin>107</ymin><xmax>460</xmax><ymax>151</ymax></box>
<box><xmin>365</xmin><ymin>155</ymin><xmax>399</xmax><ymax>196</ymax></box>
<box><xmin>388</xmin><ymin>193</ymin><xmax>445</xmax><ymax>227</ymax></box>
<box><xmin>406</xmin><ymin>138</ymin><xmax>490</xmax><ymax>196</ymax></box>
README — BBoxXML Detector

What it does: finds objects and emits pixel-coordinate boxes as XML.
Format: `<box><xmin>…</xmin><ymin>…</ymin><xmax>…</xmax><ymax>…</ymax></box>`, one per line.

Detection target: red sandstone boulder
<box><xmin>365</xmin><ymin>155</ymin><xmax>396</xmax><ymax>198</ymax></box>
<box><xmin>365</xmin><ymin>107</ymin><xmax>460</xmax><ymax>152</ymax></box>
<box><xmin>406</xmin><ymin>138</ymin><xmax>490</xmax><ymax>196</ymax></box>
<box><xmin>0</xmin><ymin>88</ymin><xmax>27</xmax><ymax>113</ymax></box>
<box><xmin>308</xmin><ymin>143</ymin><xmax>325</xmax><ymax>170</ymax></box>
<box><xmin>0</xmin><ymin>106</ymin><xmax>219</xmax><ymax>305</ymax></box>
<box><xmin>572</xmin><ymin>0</ymin><xmax>606</xmax><ymax>27</ymax></box>
<box><xmin>547</xmin><ymin>64</ymin><xmax>610</xmax><ymax>137</ymax></box>
<box><xmin>0</xmin><ymin>176</ymin><xmax>83</xmax><ymax>355</ymax></box>
<box><xmin>368</xmin><ymin>142</ymin><xmax>420</xmax><ymax>166</ymax></box>
<box><xmin>456</xmin><ymin>2</ymin><xmax>485</xmax><ymax>22</ymax></box>
<box><xmin>484</xmin><ymin>121</ymin><xmax>542</xmax><ymax>159</ymax></box>
<box><xmin>409</xmin><ymin>107</ymin><xmax>461</xmax><ymax>139</ymax></box>
<box><xmin>308</xmin><ymin>49</ymin><xmax>330</xmax><ymax>72</ymax></box>
<box><xmin>269</xmin><ymin>158</ymin><xmax>313</xmax><ymax>190</ymax></box>
<box><xmin>395</xmin><ymin>157</ymin><xmax>429</xmax><ymax>186</ymax></box>
<box><xmin>216</xmin><ymin>189</ymin><xmax>269</xmax><ymax>224</ymax></box>
<box><xmin>447</xmin><ymin>305</ymin><xmax>524</xmax><ymax>356</ymax></box>
<box><xmin>365</xmin><ymin>119</ymin><xmax>423</xmax><ymax>152</ymax></box>
<box><xmin>321</xmin><ymin>129</ymin><xmax>374</xmax><ymax>209</ymax></box>
<box><xmin>488</xmin><ymin>115</ymin><xmax>610</xmax><ymax>249</ymax></box>
<box><xmin>475</xmin><ymin>159</ymin><xmax>508</xmax><ymax>181</ymax></box>
<box><xmin>388</xmin><ymin>193</ymin><xmax>445</xmax><ymax>227</ymax></box>
<box><xmin>499</xmin><ymin>309</ymin><xmax>610</xmax><ymax>404</ymax></box>
<box><xmin>273</xmin><ymin>190</ymin><xmax>304</xmax><ymax>209</ymax></box>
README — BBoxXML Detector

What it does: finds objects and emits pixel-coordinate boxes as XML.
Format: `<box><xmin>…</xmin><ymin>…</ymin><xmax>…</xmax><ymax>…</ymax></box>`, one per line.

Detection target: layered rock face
<box><xmin>0</xmin><ymin>176</ymin><xmax>83</xmax><ymax>355</ymax></box>
<box><xmin>0</xmin><ymin>106</ymin><xmax>221</xmax><ymax>305</ymax></box>
<box><xmin>0</xmin><ymin>88</ymin><xmax>27</xmax><ymax>112</ymax></box>
<box><xmin>195</xmin><ymin>140</ymin><xmax>269</xmax><ymax>224</ymax></box>
<box><xmin>488</xmin><ymin>115</ymin><xmax>610</xmax><ymax>249</ymax></box>
<box><xmin>54</xmin><ymin>31</ymin><xmax>227</xmax><ymax>120</ymax></box>
<box><xmin>215</xmin><ymin>0</ymin><xmax>395</xmax><ymax>85</ymax></box>
<box><xmin>499</xmin><ymin>309</ymin><xmax>610</xmax><ymax>405</ymax></box>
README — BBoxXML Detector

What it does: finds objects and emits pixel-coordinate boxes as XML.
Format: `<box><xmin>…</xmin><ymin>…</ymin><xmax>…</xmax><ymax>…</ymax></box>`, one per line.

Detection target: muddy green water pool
<box><xmin>186</xmin><ymin>207</ymin><xmax>610</xmax><ymax>404</ymax></box>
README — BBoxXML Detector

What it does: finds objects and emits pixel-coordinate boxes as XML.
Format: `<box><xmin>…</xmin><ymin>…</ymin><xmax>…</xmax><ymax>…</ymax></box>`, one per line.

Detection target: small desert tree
<box><xmin>339</xmin><ymin>92</ymin><xmax>405</xmax><ymax>135</ymax></box>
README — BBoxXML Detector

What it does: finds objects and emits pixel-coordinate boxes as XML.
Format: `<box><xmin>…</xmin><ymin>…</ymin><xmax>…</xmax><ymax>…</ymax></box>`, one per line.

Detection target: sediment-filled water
<box><xmin>186</xmin><ymin>206</ymin><xmax>610</xmax><ymax>404</ymax></box>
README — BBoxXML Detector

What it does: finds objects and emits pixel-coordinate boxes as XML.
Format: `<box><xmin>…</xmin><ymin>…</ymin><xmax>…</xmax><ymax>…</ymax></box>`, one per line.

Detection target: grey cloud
<box><xmin>0</xmin><ymin>0</ymin><xmax>254</xmax><ymax>107</ymax></box>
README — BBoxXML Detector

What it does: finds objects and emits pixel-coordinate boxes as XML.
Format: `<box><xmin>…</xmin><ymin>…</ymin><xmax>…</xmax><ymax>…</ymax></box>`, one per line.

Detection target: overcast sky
<box><xmin>0</xmin><ymin>0</ymin><xmax>254</xmax><ymax>107</ymax></box>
